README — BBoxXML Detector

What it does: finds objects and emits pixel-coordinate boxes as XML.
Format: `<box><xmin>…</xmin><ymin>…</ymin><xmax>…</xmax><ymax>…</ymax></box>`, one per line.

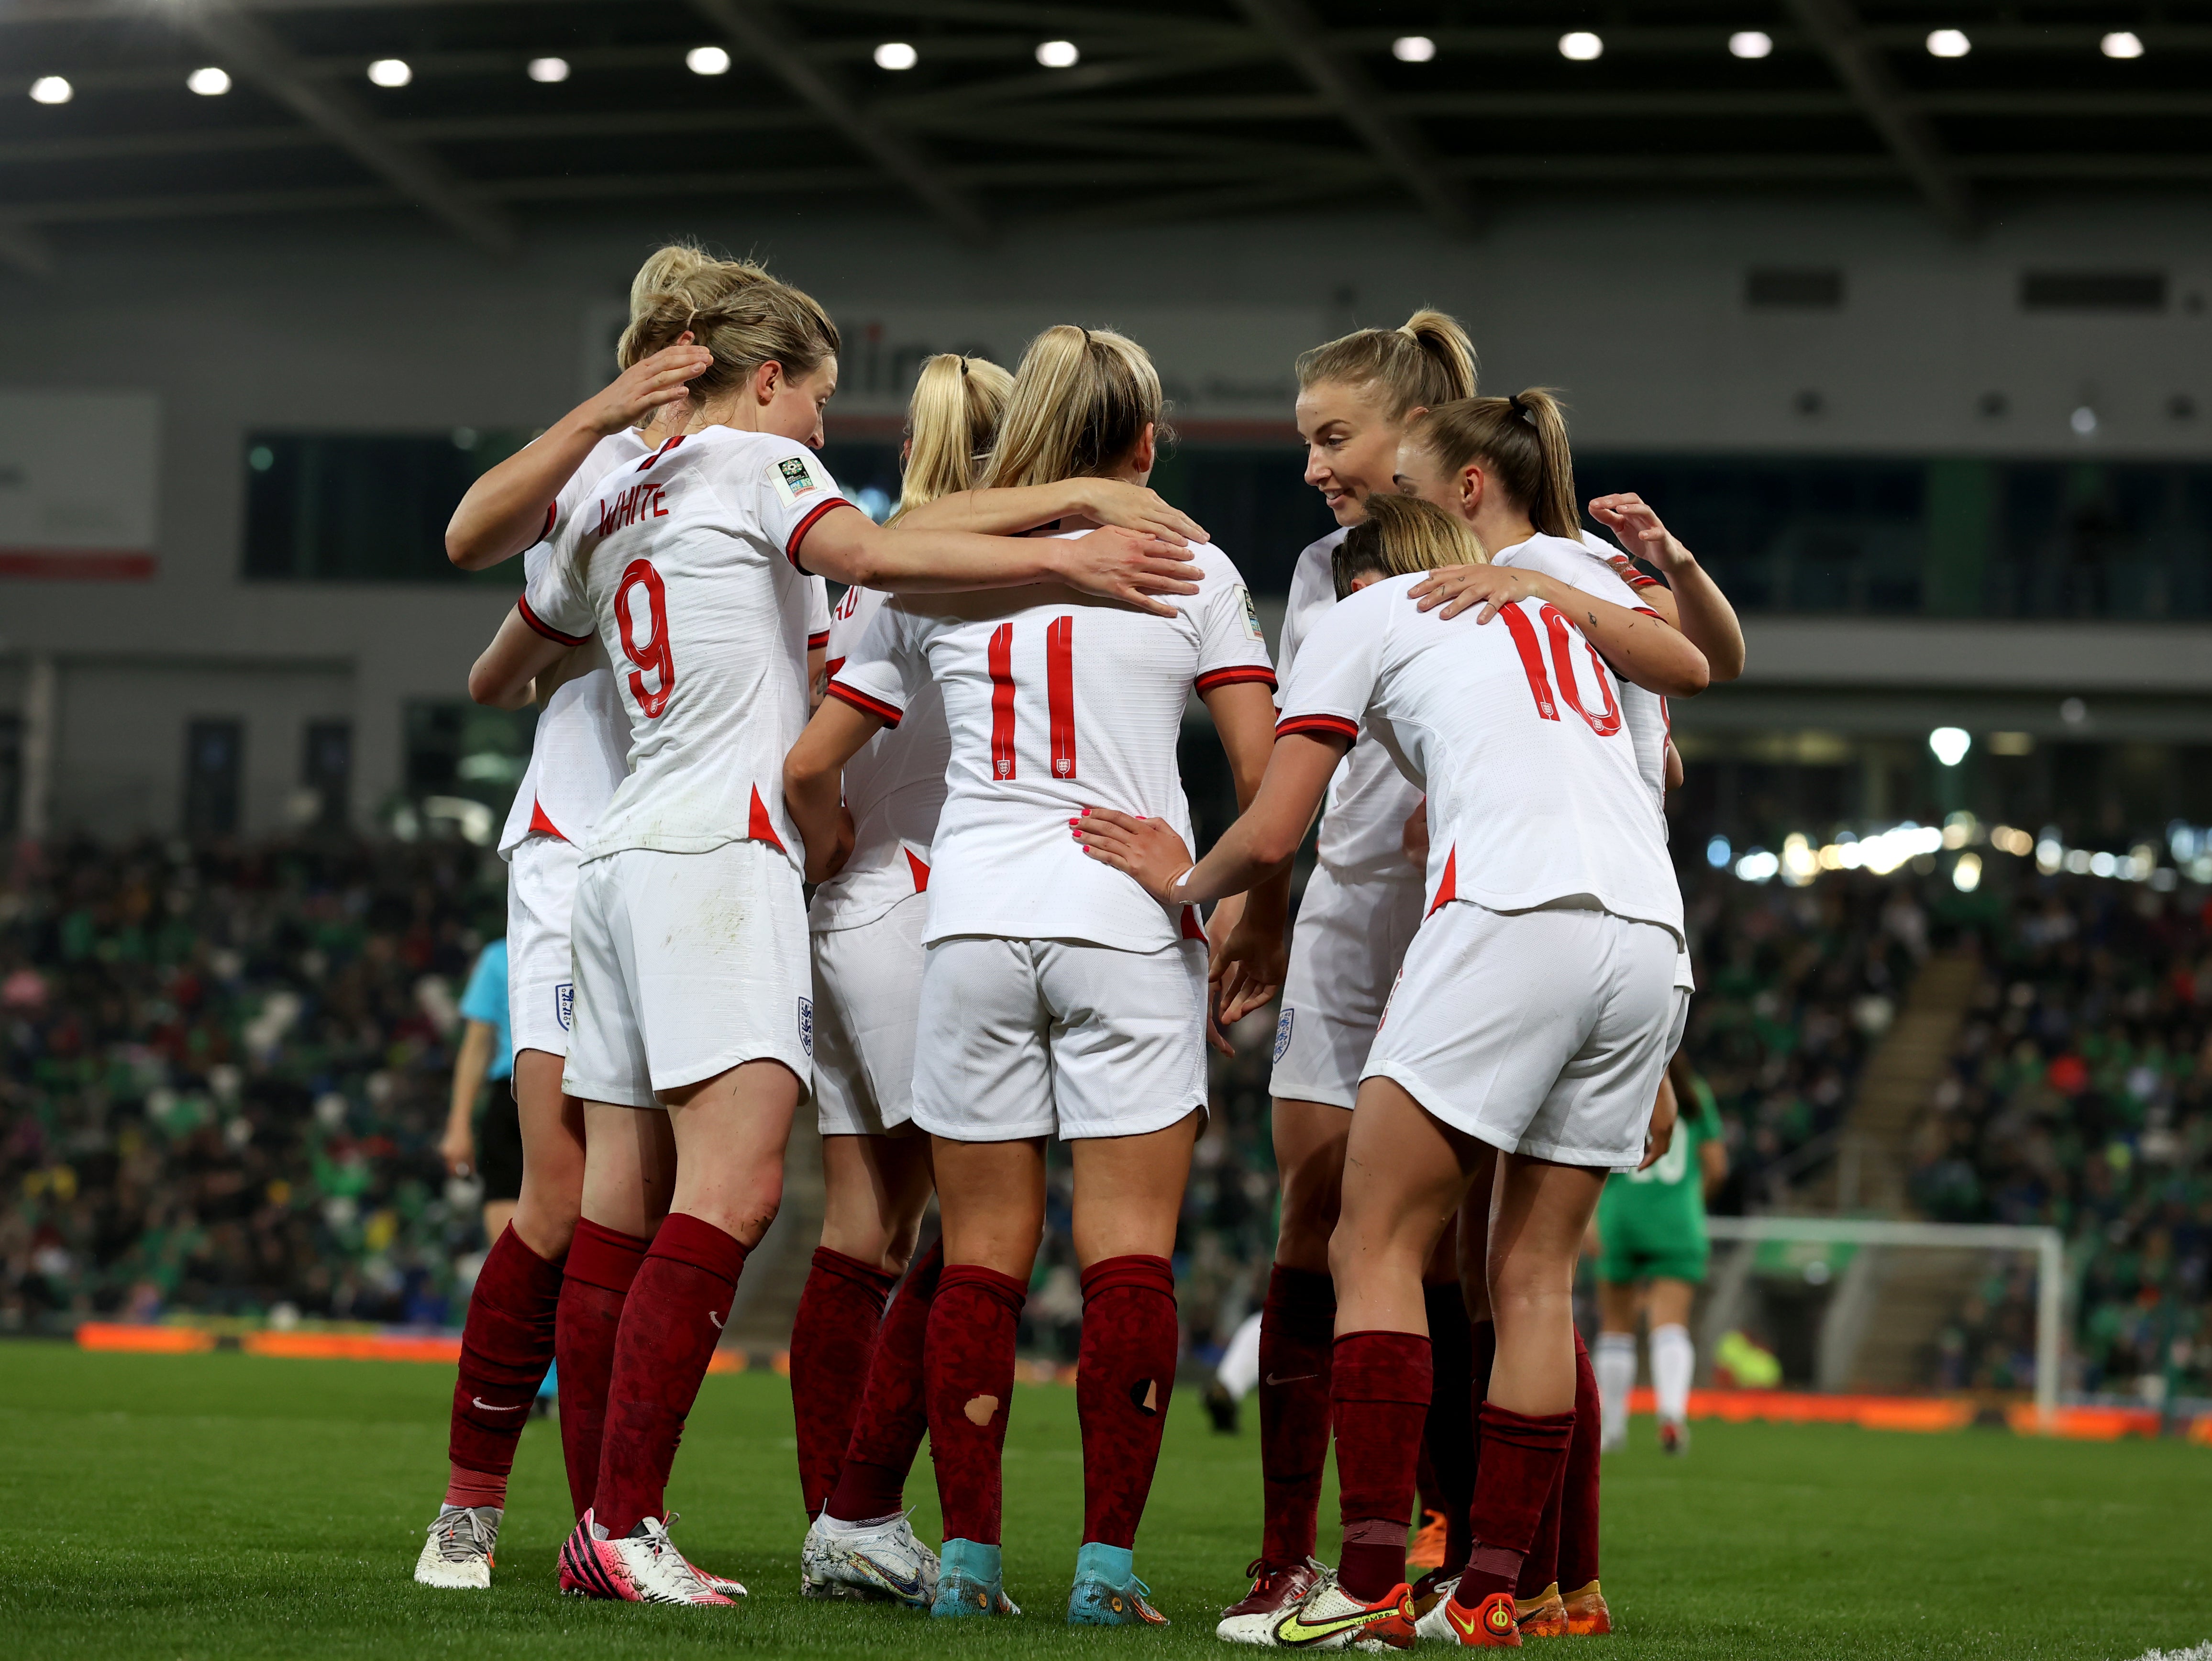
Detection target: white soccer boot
<box><xmin>802</xmin><ymin>1510</ymin><xmax>941</xmax><ymax>1608</ymax></box>
<box><xmin>414</xmin><ymin>1504</ymin><xmax>500</xmax><ymax>1590</ymax></box>
<box><xmin>560</xmin><ymin>1511</ymin><xmax>737</xmax><ymax>1606</ymax></box>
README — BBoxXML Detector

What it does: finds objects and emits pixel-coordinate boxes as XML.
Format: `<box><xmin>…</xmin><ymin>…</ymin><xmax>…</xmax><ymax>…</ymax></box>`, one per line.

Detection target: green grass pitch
<box><xmin>1</xmin><ymin>1344</ymin><xmax>2207</xmax><ymax>1659</ymax></box>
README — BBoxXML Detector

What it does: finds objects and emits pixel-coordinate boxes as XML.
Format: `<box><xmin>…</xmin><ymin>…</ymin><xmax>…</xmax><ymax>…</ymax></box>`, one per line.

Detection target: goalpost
<box><xmin>1702</xmin><ymin>1215</ymin><xmax>2067</xmax><ymax>1425</ymax></box>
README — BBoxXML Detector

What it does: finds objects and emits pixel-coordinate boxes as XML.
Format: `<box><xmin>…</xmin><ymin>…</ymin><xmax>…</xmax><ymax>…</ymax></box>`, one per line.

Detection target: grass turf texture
<box><xmin>1</xmin><ymin>1346</ymin><xmax>2207</xmax><ymax>1658</ymax></box>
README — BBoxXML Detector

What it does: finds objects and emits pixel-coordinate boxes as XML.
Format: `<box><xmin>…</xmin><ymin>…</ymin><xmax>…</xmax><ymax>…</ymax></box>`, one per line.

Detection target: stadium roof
<box><xmin>0</xmin><ymin>0</ymin><xmax>2208</xmax><ymax>271</ymax></box>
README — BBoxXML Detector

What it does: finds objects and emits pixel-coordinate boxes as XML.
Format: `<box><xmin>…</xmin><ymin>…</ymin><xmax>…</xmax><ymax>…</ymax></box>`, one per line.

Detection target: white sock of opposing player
<box><xmin>1594</xmin><ymin>1332</ymin><xmax>1637</xmax><ymax>1448</ymax></box>
<box><xmin>1650</xmin><ymin>1323</ymin><xmax>1694</xmax><ymax>1425</ymax></box>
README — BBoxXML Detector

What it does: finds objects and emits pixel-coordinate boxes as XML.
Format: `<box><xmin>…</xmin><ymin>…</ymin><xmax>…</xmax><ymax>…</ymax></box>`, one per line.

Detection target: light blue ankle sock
<box><xmin>1076</xmin><ymin>1542</ymin><xmax>1135</xmax><ymax>1585</ymax></box>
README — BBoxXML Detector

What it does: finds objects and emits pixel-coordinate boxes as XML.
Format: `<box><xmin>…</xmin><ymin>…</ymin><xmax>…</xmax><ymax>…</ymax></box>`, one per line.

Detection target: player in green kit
<box><xmin>1592</xmin><ymin>1052</ymin><xmax>1728</xmax><ymax>1454</ymax></box>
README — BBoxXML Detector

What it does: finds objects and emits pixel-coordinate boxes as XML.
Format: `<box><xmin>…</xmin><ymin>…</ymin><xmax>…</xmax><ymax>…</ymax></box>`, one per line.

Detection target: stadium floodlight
<box><xmin>1925</xmin><ymin>28</ymin><xmax>1971</xmax><ymax>58</ymax></box>
<box><xmin>528</xmin><ymin>56</ymin><xmax>571</xmax><ymax>84</ymax></box>
<box><xmin>29</xmin><ymin>75</ymin><xmax>72</xmax><ymax>104</ymax></box>
<box><xmin>1393</xmin><ymin>35</ymin><xmax>1437</xmax><ymax>63</ymax></box>
<box><xmin>367</xmin><ymin>57</ymin><xmax>413</xmax><ymax>88</ymax></box>
<box><xmin>1559</xmin><ymin>31</ymin><xmax>1604</xmax><ymax>61</ymax></box>
<box><xmin>187</xmin><ymin>66</ymin><xmax>231</xmax><ymax>97</ymax></box>
<box><xmin>1702</xmin><ymin>1216</ymin><xmax>2064</xmax><ymax>1424</ymax></box>
<box><xmin>874</xmin><ymin>41</ymin><xmax>918</xmax><ymax>71</ymax></box>
<box><xmin>2069</xmin><ymin>404</ymin><xmax>2098</xmax><ymax>436</ymax></box>
<box><xmin>1734</xmin><ymin>847</ymin><xmax>1779</xmax><ymax>883</ymax></box>
<box><xmin>1705</xmin><ymin>834</ymin><xmax>1731</xmax><ymax>869</ymax></box>
<box><xmin>686</xmin><ymin>45</ymin><xmax>731</xmax><ymax>76</ymax></box>
<box><xmin>2101</xmin><ymin>30</ymin><xmax>2145</xmax><ymax>59</ymax></box>
<box><xmin>1952</xmin><ymin>851</ymin><xmax>1982</xmax><ymax>892</ymax></box>
<box><xmin>1728</xmin><ymin>30</ymin><xmax>1773</xmax><ymax>59</ymax></box>
<box><xmin>1035</xmin><ymin>39</ymin><xmax>1080</xmax><ymax>68</ymax></box>
<box><xmin>1928</xmin><ymin>726</ymin><xmax>1970</xmax><ymax>767</ymax></box>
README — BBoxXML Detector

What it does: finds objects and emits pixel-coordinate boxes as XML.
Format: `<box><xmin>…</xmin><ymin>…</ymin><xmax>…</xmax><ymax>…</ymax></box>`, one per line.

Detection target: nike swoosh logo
<box><xmin>708</xmin><ymin>1311</ymin><xmax>723</xmax><ymax>1329</ymax></box>
<box><xmin>1274</xmin><ymin>1607</ymin><xmax>1391</xmax><ymax>1647</ymax></box>
<box><xmin>472</xmin><ymin>1397</ymin><xmax>526</xmax><ymax>1412</ymax></box>
<box><xmin>1264</xmin><ymin>1373</ymin><xmax>1317</xmax><ymax>1386</ymax></box>
<box><xmin>1449</xmin><ymin>1605</ymin><xmax>1484</xmax><ymax>1639</ymax></box>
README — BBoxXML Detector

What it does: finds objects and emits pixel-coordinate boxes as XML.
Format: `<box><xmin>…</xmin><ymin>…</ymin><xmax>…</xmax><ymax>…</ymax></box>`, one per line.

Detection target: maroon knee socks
<box><xmin>1076</xmin><ymin>1254</ymin><xmax>1178</xmax><ymax>1549</ymax></box>
<box><xmin>828</xmin><ymin>1239</ymin><xmax>944</xmax><ymax>1523</ymax></box>
<box><xmin>1332</xmin><ymin>1329</ymin><xmax>1433</xmax><ymax>1604</ymax></box>
<box><xmin>553</xmin><ymin>1218</ymin><xmax>650</xmax><ymax>1518</ymax></box>
<box><xmin>790</xmin><ymin>1245</ymin><xmax>896</xmax><ymax>1518</ymax></box>
<box><xmin>924</xmin><ymin>1263</ymin><xmax>1026</xmax><ymax>1545</ymax></box>
<box><xmin>445</xmin><ymin>1224</ymin><xmax>565</xmax><ymax>1509</ymax></box>
<box><xmin>1258</xmin><ymin>1265</ymin><xmax>1336</xmax><ymax>1568</ymax></box>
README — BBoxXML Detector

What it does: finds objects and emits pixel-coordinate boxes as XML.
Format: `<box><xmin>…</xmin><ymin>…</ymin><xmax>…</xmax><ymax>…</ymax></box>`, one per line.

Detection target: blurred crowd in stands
<box><xmin>5</xmin><ymin>830</ymin><xmax>2205</xmax><ymax>1410</ymax></box>
<box><xmin>1914</xmin><ymin>878</ymin><xmax>2212</xmax><ymax>1405</ymax></box>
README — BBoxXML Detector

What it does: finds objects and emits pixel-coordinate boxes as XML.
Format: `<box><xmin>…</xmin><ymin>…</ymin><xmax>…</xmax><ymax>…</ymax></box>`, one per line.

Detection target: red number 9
<box><xmin>614</xmin><ymin>558</ymin><xmax>675</xmax><ymax>718</ymax></box>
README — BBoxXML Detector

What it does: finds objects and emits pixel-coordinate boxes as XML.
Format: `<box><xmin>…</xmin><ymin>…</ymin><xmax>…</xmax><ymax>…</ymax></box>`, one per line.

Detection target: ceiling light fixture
<box><xmin>1036</xmin><ymin>39</ymin><xmax>1080</xmax><ymax>69</ymax></box>
<box><xmin>187</xmin><ymin>66</ymin><xmax>232</xmax><ymax>96</ymax></box>
<box><xmin>29</xmin><ymin>75</ymin><xmax>72</xmax><ymax>104</ymax></box>
<box><xmin>1393</xmin><ymin>36</ymin><xmax>1437</xmax><ymax>63</ymax></box>
<box><xmin>1728</xmin><ymin>31</ymin><xmax>1772</xmax><ymax>59</ymax></box>
<box><xmin>874</xmin><ymin>41</ymin><xmax>918</xmax><ymax>71</ymax></box>
<box><xmin>2100</xmin><ymin>31</ymin><xmax>2145</xmax><ymax>59</ymax></box>
<box><xmin>686</xmin><ymin>45</ymin><xmax>731</xmax><ymax>76</ymax></box>
<box><xmin>1559</xmin><ymin>32</ymin><xmax>1604</xmax><ymax>61</ymax></box>
<box><xmin>1925</xmin><ymin>29</ymin><xmax>1971</xmax><ymax>58</ymax></box>
<box><xmin>366</xmin><ymin>57</ymin><xmax>412</xmax><ymax>88</ymax></box>
<box><xmin>528</xmin><ymin>56</ymin><xmax>570</xmax><ymax>83</ymax></box>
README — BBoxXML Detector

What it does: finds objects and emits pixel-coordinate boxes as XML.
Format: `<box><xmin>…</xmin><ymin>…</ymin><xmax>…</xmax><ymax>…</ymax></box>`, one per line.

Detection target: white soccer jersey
<box><xmin>1278</xmin><ymin>529</ymin><xmax>1426</xmax><ymax>877</ymax></box>
<box><xmin>1277</xmin><ymin>578</ymin><xmax>1682</xmax><ymax>945</ymax></box>
<box><xmin>520</xmin><ymin>426</ymin><xmax>854</xmax><ymax>864</ymax></box>
<box><xmin>496</xmin><ymin>430</ymin><xmax>651</xmax><ymax>856</ymax></box>
<box><xmin>809</xmin><ymin>584</ymin><xmax>952</xmax><ymax>933</ymax></box>
<box><xmin>1491</xmin><ymin>532</ymin><xmax>1670</xmax><ymax>819</ymax></box>
<box><xmin>830</xmin><ymin>538</ymin><xmax>1275</xmax><ymax>954</ymax></box>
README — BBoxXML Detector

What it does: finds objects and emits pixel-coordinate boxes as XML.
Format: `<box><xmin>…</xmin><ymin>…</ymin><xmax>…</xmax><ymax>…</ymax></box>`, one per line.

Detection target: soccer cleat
<box><xmin>929</xmin><ymin>1538</ymin><xmax>1018</xmax><ymax>1618</ymax></box>
<box><xmin>557</xmin><ymin>1510</ymin><xmax>735</xmax><ymax>1605</ymax></box>
<box><xmin>1515</xmin><ymin>1582</ymin><xmax>1569</xmax><ymax>1639</ymax></box>
<box><xmin>1657</xmin><ymin>1420</ymin><xmax>1688</xmax><ymax>1457</ymax></box>
<box><xmin>1407</xmin><ymin>1507</ymin><xmax>1449</xmax><ymax>1573</ymax></box>
<box><xmin>1067</xmin><ymin>1542</ymin><xmax>1168</xmax><ymax>1626</ymax></box>
<box><xmin>414</xmin><ymin>1504</ymin><xmax>499</xmax><ymax>1590</ymax></box>
<box><xmin>1410</xmin><ymin>1567</ymin><xmax>1459</xmax><ymax>1619</ymax></box>
<box><xmin>1269</xmin><ymin>1572</ymin><xmax>1416</xmax><ymax>1651</ymax></box>
<box><xmin>801</xmin><ymin>1511</ymin><xmax>940</xmax><ymax>1607</ymax></box>
<box><xmin>1561</xmin><ymin>1580</ymin><xmax>1612</xmax><ymax>1636</ymax></box>
<box><xmin>1217</xmin><ymin>1557</ymin><xmax>1326</xmax><ymax>1645</ymax></box>
<box><xmin>662</xmin><ymin>1512</ymin><xmax>746</xmax><ymax>1598</ymax></box>
<box><xmin>1415</xmin><ymin>1588</ymin><xmax>1523</xmax><ymax>1648</ymax></box>
<box><xmin>1205</xmin><ymin>1379</ymin><xmax>1241</xmax><ymax>1434</ymax></box>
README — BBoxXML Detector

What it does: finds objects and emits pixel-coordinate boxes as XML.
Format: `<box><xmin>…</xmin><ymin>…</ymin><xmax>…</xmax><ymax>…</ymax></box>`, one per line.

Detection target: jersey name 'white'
<box><xmin>809</xmin><ymin>584</ymin><xmax>951</xmax><ymax>933</ymax></box>
<box><xmin>830</xmin><ymin>538</ymin><xmax>1275</xmax><ymax>954</ymax></box>
<box><xmin>521</xmin><ymin>426</ymin><xmax>852</xmax><ymax>865</ymax></box>
<box><xmin>1277</xmin><ymin>576</ymin><xmax>1682</xmax><ymax>945</ymax></box>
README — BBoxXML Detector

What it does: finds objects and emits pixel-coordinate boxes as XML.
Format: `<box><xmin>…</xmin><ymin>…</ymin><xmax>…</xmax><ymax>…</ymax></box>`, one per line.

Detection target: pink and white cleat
<box><xmin>558</xmin><ymin>1508</ymin><xmax>737</xmax><ymax>1605</ymax></box>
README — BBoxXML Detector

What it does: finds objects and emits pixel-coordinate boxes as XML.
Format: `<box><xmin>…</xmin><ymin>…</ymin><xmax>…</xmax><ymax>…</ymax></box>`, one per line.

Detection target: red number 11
<box><xmin>986</xmin><ymin>616</ymin><xmax>1079</xmax><ymax>781</ymax></box>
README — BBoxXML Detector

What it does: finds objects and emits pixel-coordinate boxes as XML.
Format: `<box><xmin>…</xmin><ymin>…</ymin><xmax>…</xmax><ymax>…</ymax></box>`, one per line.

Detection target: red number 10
<box><xmin>615</xmin><ymin>558</ymin><xmax>675</xmax><ymax>718</ymax></box>
<box><xmin>985</xmin><ymin>615</ymin><xmax>1078</xmax><ymax>781</ymax></box>
<box><xmin>1498</xmin><ymin>603</ymin><xmax>1621</xmax><ymax>737</ymax></box>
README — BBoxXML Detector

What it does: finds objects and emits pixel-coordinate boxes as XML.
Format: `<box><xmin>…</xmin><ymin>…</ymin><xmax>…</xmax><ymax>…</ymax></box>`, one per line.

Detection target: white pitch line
<box><xmin>2121</xmin><ymin>1646</ymin><xmax>2212</xmax><ymax>1661</ymax></box>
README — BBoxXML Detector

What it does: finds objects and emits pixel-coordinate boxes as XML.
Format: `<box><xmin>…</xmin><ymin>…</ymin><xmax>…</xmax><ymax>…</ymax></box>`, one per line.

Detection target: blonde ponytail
<box><xmin>892</xmin><ymin>354</ymin><xmax>1015</xmax><ymax>520</ymax></box>
<box><xmin>982</xmin><ymin>325</ymin><xmax>1172</xmax><ymax>490</ymax></box>
<box><xmin>1406</xmin><ymin>389</ymin><xmax>1581</xmax><ymax>539</ymax></box>
<box><xmin>616</xmin><ymin>241</ymin><xmax>839</xmax><ymax>399</ymax></box>
<box><xmin>1295</xmin><ymin>307</ymin><xmax>1478</xmax><ymax>421</ymax></box>
<box><xmin>1333</xmin><ymin>494</ymin><xmax>1487</xmax><ymax>599</ymax></box>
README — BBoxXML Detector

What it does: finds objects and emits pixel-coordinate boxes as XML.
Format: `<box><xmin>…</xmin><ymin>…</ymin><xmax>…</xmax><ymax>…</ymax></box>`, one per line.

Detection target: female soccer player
<box><xmin>1222</xmin><ymin>311</ymin><xmax>1478</xmax><ymax>1638</ymax></box>
<box><xmin>469</xmin><ymin>277</ymin><xmax>1203</xmax><ymax>1606</ymax></box>
<box><xmin>414</xmin><ymin>247</ymin><xmax>743</xmax><ymax>1592</ymax></box>
<box><xmin>1077</xmin><ymin>495</ymin><xmax>1691</xmax><ymax>1650</ymax></box>
<box><xmin>785</xmin><ymin>324</ymin><xmax>1285</xmax><ymax>1625</ymax></box>
<box><xmin>793</xmin><ymin>352</ymin><xmax>1211</xmax><ymax>1607</ymax></box>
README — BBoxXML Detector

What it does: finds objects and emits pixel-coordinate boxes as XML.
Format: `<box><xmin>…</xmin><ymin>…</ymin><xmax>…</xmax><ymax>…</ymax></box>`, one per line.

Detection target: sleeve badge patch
<box><xmin>770</xmin><ymin>454</ymin><xmax>821</xmax><ymax>504</ymax></box>
<box><xmin>1272</xmin><ymin>1006</ymin><xmax>1295</xmax><ymax>1063</ymax></box>
<box><xmin>1239</xmin><ymin>585</ymin><xmax>1265</xmax><ymax>642</ymax></box>
<box><xmin>797</xmin><ymin>994</ymin><xmax>815</xmax><ymax>1058</ymax></box>
<box><xmin>554</xmin><ymin>982</ymin><xmax>574</xmax><ymax>1032</ymax></box>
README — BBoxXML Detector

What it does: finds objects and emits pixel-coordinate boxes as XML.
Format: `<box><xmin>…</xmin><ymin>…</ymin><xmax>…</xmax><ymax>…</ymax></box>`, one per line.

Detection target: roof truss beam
<box><xmin>1782</xmin><ymin>0</ymin><xmax>1975</xmax><ymax>233</ymax></box>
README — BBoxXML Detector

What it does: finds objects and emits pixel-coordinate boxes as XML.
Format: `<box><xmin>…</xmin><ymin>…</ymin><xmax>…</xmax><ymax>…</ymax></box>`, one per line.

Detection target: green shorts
<box><xmin>1595</xmin><ymin>1208</ymin><xmax>1709</xmax><ymax>1287</ymax></box>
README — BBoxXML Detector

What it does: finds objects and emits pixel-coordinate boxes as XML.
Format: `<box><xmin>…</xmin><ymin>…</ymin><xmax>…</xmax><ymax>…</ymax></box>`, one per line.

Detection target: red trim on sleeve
<box><xmin>1194</xmin><ymin>665</ymin><xmax>1279</xmax><ymax>695</ymax></box>
<box><xmin>1275</xmin><ymin>713</ymin><xmax>1359</xmax><ymax>745</ymax></box>
<box><xmin>807</xmin><ymin>630</ymin><xmax>830</xmax><ymax>650</ymax></box>
<box><xmin>517</xmin><ymin>594</ymin><xmax>590</xmax><ymax>648</ymax></box>
<box><xmin>827</xmin><ymin>680</ymin><xmax>905</xmax><ymax>729</ymax></box>
<box><xmin>1634</xmin><ymin>606</ymin><xmax>1663</xmax><ymax>620</ymax></box>
<box><xmin>786</xmin><ymin>497</ymin><xmax>855</xmax><ymax>571</ymax></box>
<box><xmin>1624</xmin><ymin>570</ymin><xmax>1663</xmax><ymax>589</ymax></box>
<box><xmin>746</xmin><ymin>784</ymin><xmax>787</xmax><ymax>853</ymax></box>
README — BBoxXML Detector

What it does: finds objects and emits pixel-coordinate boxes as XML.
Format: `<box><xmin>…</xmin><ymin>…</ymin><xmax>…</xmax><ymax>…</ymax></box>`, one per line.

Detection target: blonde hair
<box><xmin>1406</xmin><ymin>391</ymin><xmax>1580</xmax><ymax>540</ymax></box>
<box><xmin>616</xmin><ymin>241</ymin><xmax>840</xmax><ymax>400</ymax></box>
<box><xmin>892</xmin><ymin>354</ymin><xmax>1015</xmax><ymax>520</ymax></box>
<box><xmin>982</xmin><ymin>325</ymin><xmax>1172</xmax><ymax>490</ymax></box>
<box><xmin>1333</xmin><ymin>494</ymin><xmax>1487</xmax><ymax>600</ymax></box>
<box><xmin>1296</xmin><ymin>309</ymin><xmax>1478</xmax><ymax>421</ymax></box>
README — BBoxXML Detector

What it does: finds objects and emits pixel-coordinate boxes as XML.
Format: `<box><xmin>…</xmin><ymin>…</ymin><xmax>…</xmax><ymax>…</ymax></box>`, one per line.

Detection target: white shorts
<box><xmin>811</xmin><ymin>892</ymin><xmax>928</xmax><ymax>1138</ymax></box>
<box><xmin>1363</xmin><ymin>900</ymin><xmax>1691</xmax><ymax>1170</ymax></box>
<box><xmin>910</xmin><ymin>935</ymin><xmax>1208</xmax><ymax>1143</ymax></box>
<box><xmin>1269</xmin><ymin>863</ymin><xmax>1426</xmax><ymax>1109</ymax></box>
<box><xmin>563</xmin><ymin>841</ymin><xmax>812</xmax><ymax>1109</ymax></box>
<box><xmin>508</xmin><ymin>832</ymin><xmax>582</xmax><ymax>1060</ymax></box>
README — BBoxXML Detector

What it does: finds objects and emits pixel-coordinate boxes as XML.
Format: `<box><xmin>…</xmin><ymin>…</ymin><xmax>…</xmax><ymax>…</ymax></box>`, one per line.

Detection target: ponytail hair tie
<box><xmin>1507</xmin><ymin>392</ymin><xmax>1531</xmax><ymax>422</ymax></box>
<box><xmin>958</xmin><ymin>355</ymin><xmax>970</xmax><ymax>376</ymax></box>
